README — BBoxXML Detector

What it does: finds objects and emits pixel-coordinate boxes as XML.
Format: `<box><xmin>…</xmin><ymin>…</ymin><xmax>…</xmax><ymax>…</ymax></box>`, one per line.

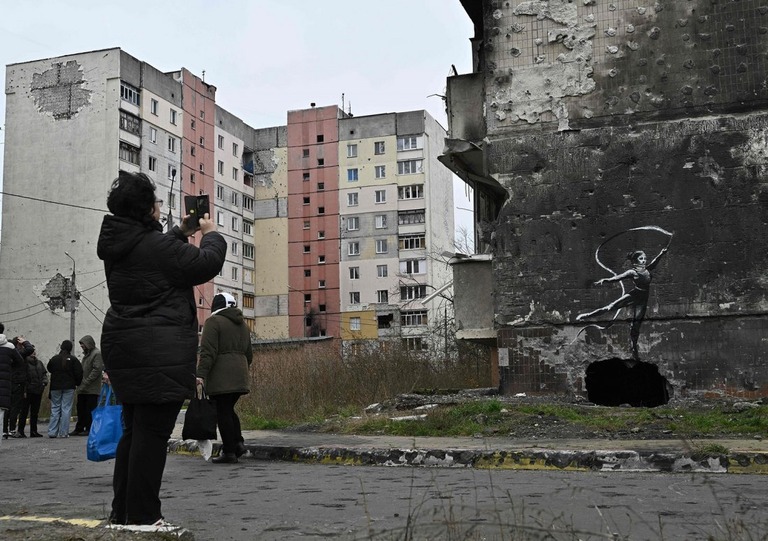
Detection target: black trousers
<box><xmin>111</xmin><ymin>401</ymin><xmax>182</xmax><ymax>525</ymax></box>
<box><xmin>75</xmin><ymin>393</ymin><xmax>99</xmax><ymax>432</ymax></box>
<box><xmin>18</xmin><ymin>392</ymin><xmax>43</xmax><ymax>434</ymax></box>
<box><xmin>212</xmin><ymin>393</ymin><xmax>244</xmax><ymax>454</ymax></box>
<box><xmin>3</xmin><ymin>383</ymin><xmax>25</xmax><ymax>433</ymax></box>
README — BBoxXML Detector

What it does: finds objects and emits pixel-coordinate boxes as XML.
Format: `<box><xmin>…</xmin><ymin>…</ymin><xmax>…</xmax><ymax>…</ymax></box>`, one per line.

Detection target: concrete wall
<box><xmin>449</xmin><ymin>0</ymin><xmax>768</xmax><ymax>400</ymax></box>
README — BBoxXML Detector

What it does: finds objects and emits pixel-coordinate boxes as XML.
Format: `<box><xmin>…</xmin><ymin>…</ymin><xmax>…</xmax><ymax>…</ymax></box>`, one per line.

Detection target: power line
<box><xmin>0</xmin><ymin>190</ymin><xmax>108</xmax><ymax>213</ymax></box>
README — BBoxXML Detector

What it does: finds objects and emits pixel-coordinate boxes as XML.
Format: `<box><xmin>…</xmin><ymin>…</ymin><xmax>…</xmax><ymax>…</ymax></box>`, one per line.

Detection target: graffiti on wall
<box><xmin>575</xmin><ymin>226</ymin><xmax>674</xmax><ymax>359</ymax></box>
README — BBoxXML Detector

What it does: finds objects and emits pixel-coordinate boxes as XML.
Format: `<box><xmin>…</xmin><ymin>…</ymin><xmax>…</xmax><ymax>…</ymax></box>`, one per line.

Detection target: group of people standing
<box><xmin>0</xmin><ymin>327</ymin><xmax>104</xmax><ymax>441</ymax></box>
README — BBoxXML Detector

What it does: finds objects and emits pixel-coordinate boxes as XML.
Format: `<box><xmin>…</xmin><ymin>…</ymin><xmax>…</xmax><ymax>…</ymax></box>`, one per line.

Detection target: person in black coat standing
<box><xmin>0</xmin><ymin>325</ymin><xmax>22</xmax><ymax>442</ymax></box>
<box><xmin>98</xmin><ymin>171</ymin><xmax>225</xmax><ymax>533</ymax></box>
<box><xmin>47</xmin><ymin>340</ymin><xmax>83</xmax><ymax>438</ymax></box>
<box><xmin>19</xmin><ymin>349</ymin><xmax>48</xmax><ymax>437</ymax></box>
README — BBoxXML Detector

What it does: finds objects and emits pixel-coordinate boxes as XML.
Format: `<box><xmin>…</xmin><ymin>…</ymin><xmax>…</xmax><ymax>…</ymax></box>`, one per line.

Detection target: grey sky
<box><xmin>0</xmin><ymin>0</ymin><xmax>475</xmax><ymax>236</ymax></box>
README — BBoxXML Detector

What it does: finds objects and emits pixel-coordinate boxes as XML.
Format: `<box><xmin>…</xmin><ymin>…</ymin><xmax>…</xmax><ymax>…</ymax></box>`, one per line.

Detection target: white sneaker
<box><xmin>108</xmin><ymin>518</ymin><xmax>186</xmax><ymax>534</ymax></box>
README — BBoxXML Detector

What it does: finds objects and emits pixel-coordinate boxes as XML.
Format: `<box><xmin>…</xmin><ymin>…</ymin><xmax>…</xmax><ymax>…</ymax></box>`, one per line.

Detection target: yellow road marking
<box><xmin>0</xmin><ymin>515</ymin><xmax>102</xmax><ymax>527</ymax></box>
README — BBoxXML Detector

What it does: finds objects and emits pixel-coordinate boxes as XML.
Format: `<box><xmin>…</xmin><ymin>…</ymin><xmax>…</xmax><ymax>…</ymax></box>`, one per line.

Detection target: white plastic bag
<box><xmin>198</xmin><ymin>439</ymin><xmax>213</xmax><ymax>461</ymax></box>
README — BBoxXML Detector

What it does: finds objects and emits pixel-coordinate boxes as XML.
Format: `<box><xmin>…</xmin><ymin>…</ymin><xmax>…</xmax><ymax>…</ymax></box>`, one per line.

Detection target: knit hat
<box><xmin>211</xmin><ymin>292</ymin><xmax>237</xmax><ymax>313</ymax></box>
<box><xmin>61</xmin><ymin>340</ymin><xmax>73</xmax><ymax>352</ymax></box>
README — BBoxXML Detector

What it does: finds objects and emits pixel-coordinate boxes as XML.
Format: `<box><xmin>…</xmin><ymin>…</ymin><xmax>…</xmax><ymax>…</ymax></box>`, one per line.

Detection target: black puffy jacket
<box><xmin>97</xmin><ymin>216</ymin><xmax>226</xmax><ymax>404</ymax></box>
<box><xmin>0</xmin><ymin>338</ymin><xmax>22</xmax><ymax>410</ymax></box>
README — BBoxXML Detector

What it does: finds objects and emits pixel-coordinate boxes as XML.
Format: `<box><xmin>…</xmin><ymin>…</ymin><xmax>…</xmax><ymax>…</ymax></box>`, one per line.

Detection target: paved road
<box><xmin>2</xmin><ymin>434</ymin><xmax>768</xmax><ymax>540</ymax></box>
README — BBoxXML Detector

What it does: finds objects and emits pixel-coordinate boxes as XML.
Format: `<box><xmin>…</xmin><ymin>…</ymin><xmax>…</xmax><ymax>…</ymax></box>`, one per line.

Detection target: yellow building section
<box><xmin>339</xmin><ymin>310</ymin><xmax>378</xmax><ymax>340</ymax></box>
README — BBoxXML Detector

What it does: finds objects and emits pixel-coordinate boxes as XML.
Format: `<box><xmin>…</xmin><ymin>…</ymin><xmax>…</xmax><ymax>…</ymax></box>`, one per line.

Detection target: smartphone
<box><xmin>184</xmin><ymin>194</ymin><xmax>210</xmax><ymax>228</ymax></box>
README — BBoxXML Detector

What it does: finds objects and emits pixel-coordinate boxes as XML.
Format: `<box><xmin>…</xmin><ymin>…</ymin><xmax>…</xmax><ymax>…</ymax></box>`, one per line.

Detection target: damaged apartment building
<box><xmin>443</xmin><ymin>0</ymin><xmax>768</xmax><ymax>404</ymax></box>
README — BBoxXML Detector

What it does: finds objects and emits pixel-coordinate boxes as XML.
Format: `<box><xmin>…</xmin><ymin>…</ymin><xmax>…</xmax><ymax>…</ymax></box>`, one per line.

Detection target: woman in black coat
<box><xmin>98</xmin><ymin>171</ymin><xmax>225</xmax><ymax>532</ymax></box>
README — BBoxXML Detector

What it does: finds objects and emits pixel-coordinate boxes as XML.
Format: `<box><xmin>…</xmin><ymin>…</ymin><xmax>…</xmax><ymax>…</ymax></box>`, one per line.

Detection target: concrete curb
<box><xmin>167</xmin><ymin>439</ymin><xmax>768</xmax><ymax>474</ymax></box>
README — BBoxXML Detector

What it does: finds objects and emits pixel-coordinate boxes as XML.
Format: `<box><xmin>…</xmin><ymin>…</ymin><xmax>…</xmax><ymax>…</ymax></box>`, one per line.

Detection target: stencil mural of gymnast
<box><xmin>575</xmin><ymin>226</ymin><xmax>673</xmax><ymax>360</ymax></box>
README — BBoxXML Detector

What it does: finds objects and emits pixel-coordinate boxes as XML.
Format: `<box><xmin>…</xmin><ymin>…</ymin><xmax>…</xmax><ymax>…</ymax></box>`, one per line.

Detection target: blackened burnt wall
<box><xmin>476</xmin><ymin>0</ymin><xmax>768</xmax><ymax>397</ymax></box>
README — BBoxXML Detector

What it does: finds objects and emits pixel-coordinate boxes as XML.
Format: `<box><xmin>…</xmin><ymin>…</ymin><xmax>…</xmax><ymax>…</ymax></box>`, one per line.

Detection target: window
<box><xmin>401</xmin><ymin>259</ymin><xmax>425</xmax><ymax>275</ymax></box>
<box><xmin>150</xmin><ymin>99</ymin><xmax>158</xmax><ymax>115</ymax></box>
<box><xmin>232</xmin><ymin>167</ymin><xmax>238</xmax><ymax>181</ymax></box>
<box><xmin>398</xmin><ymin>160</ymin><xmax>423</xmax><ymax>175</ymax></box>
<box><xmin>216</xmin><ymin>185</ymin><xmax>224</xmax><ymax>199</ymax></box>
<box><xmin>348</xmin><ymin>242</ymin><xmax>360</xmax><ymax>256</ymax></box>
<box><xmin>317</xmin><ymin>231</ymin><xmax>325</xmax><ymax>239</ymax></box>
<box><xmin>199</xmin><ymin>137</ymin><xmax>205</xmax><ymax>147</ymax></box>
<box><xmin>319</xmin><ymin>303</ymin><xmax>327</xmax><ymax>312</ymax></box>
<box><xmin>148</xmin><ymin>156</ymin><xmax>157</xmax><ymax>171</ymax></box>
<box><xmin>375</xmin><ymin>239</ymin><xmax>388</xmax><ymax>254</ymax></box>
<box><xmin>349</xmin><ymin>292</ymin><xmax>360</xmax><ymax>304</ymax></box>
<box><xmin>231</xmin><ymin>242</ymin><xmax>238</xmax><ymax>255</ymax></box>
<box><xmin>190</xmin><ymin>119</ymin><xmax>196</xmax><ymax>130</ymax></box>
<box><xmin>218</xmin><ymin>135</ymin><xmax>224</xmax><ymax>149</ymax></box>
<box><xmin>397</xmin><ymin>136</ymin><xmax>420</xmax><ymax>151</ymax></box>
<box><xmin>403</xmin><ymin>337</ymin><xmax>429</xmax><ymax>351</ymax></box>
<box><xmin>231</xmin><ymin>267</ymin><xmax>238</xmax><ymax>281</ymax></box>
<box><xmin>375</xmin><ymin>190</ymin><xmax>386</xmax><ymax>204</ymax></box>
<box><xmin>243</xmin><ymin>196</ymin><xmax>254</xmax><ymax>211</ymax></box>
<box><xmin>168</xmin><ymin>137</ymin><xmax>177</xmax><ymax>153</ymax></box>
<box><xmin>303</xmin><ymin>245</ymin><xmax>310</xmax><ymax>254</ymax></box>
<box><xmin>303</xmin><ymin>221</ymin><xmax>310</xmax><ymax>230</ymax></box>
<box><xmin>218</xmin><ymin>161</ymin><xmax>224</xmax><ymax>175</ymax></box>
<box><xmin>400</xmin><ymin>284</ymin><xmax>427</xmax><ymax>300</ymax></box>
<box><xmin>243</xmin><ymin>243</ymin><xmax>254</xmax><ymax>260</ymax></box>
<box><xmin>377</xmin><ymin>265</ymin><xmax>388</xmax><ymax>278</ymax></box>
<box><xmin>167</xmin><ymin>165</ymin><xmax>175</xmax><ymax>179</ymax></box>
<box><xmin>217</xmin><ymin>211</ymin><xmax>224</xmax><ymax>226</ymax></box>
<box><xmin>399</xmin><ymin>234</ymin><xmax>426</xmax><ymax>250</ymax></box>
<box><xmin>243</xmin><ymin>220</ymin><xmax>253</xmax><ymax>235</ymax></box>
<box><xmin>317</xmin><ymin>158</ymin><xmax>324</xmax><ymax>166</ymax></box>
<box><xmin>303</xmin><ymin>172</ymin><xmax>310</xmax><ymax>181</ymax></box>
<box><xmin>350</xmin><ymin>317</ymin><xmax>361</xmax><ymax>331</ymax></box>
<box><xmin>243</xmin><ymin>294</ymin><xmax>254</xmax><ymax>309</ymax></box>
<box><xmin>347</xmin><ymin>217</ymin><xmax>359</xmax><ymax>231</ymax></box>
<box><xmin>319</xmin><ymin>280</ymin><xmax>326</xmax><ymax>289</ymax></box>
<box><xmin>347</xmin><ymin>193</ymin><xmax>358</xmax><ymax>206</ymax></box>
<box><xmin>302</xmin><ymin>148</ymin><xmax>310</xmax><ymax>158</ymax></box>
<box><xmin>199</xmin><ymin>163</ymin><xmax>205</xmax><ymax>173</ymax></box>
<box><xmin>190</xmin><ymin>145</ymin><xmax>196</xmax><ymax>157</ymax></box>
<box><xmin>347</xmin><ymin>144</ymin><xmax>358</xmax><ymax>158</ymax></box>
<box><xmin>317</xmin><ymin>134</ymin><xmax>324</xmax><ymax>142</ymax></box>
<box><xmin>149</xmin><ymin>127</ymin><xmax>157</xmax><ymax>144</ymax></box>
<box><xmin>231</xmin><ymin>192</ymin><xmax>239</xmax><ymax>206</ymax></box>
<box><xmin>190</xmin><ymin>172</ymin><xmax>195</xmax><ymax>184</ymax></box>
<box><xmin>318</xmin><ymin>256</ymin><xmax>326</xmax><ymax>264</ymax></box>
<box><xmin>375</xmin><ymin>215</ymin><xmax>387</xmax><ymax>229</ymax></box>
<box><xmin>398</xmin><ymin>184</ymin><xmax>424</xmax><ymax>199</ymax></box>
<box><xmin>119</xmin><ymin>110</ymin><xmax>141</xmax><ymax>135</ymax></box>
<box><xmin>318</xmin><ymin>206</ymin><xmax>325</xmax><ymax>215</ymax></box>
<box><xmin>377</xmin><ymin>290</ymin><xmax>388</xmax><ymax>303</ymax></box>
<box><xmin>304</xmin><ymin>293</ymin><xmax>311</xmax><ymax>304</ymax></box>
<box><xmin>347</xmin><ymin>168</ymin><xmax>359</xmax><ymax>182</ymax></box>
<box><xmin>120</xmin><ymin>82</ymin><xmax>140</xmax><ymax>106</ymax></box>
<box><xmin>349</xmin><ymin>266</ymin><xmax>360</xmax><ymax>279</ymax></box>
<box><xmin>398</xmin><ymin>210</ymin><xmax>425</xmax><ymax>225</ymax></box>
<box><xmin>374</xmin><ymin>141</ymin><xmax>385</xmax><ymax>154</ymax></box>
<box><xmin>401</xmin><ymin>310</ymin><xmax>428</xmax><ymax>326</ymax></box>
<box><xmin>233</xmin><ymin>143</ymin><xmax>239</xmax><ymax>157</ymax></box>
<box><xmin>375</xmin><ymin>165</ymin><xmax>386</xmax><ymax>179</ymax></box>
<box><xmin>304</xmin><ymin>269</ymin><xmax>311</xmax><ymax>277</ymax></box>
<box><xmin>170</xmin><ymin>109</ymin><xmax>177</xmax><ymax>125</ymax></box>
<box><xmin>168</xmin><ymin>192</ymin><xmax>176</xmax><ymax>210</ymax></box>
<box><xmin>200</xmin><ymin>110</ymin><xmax>205</xmax><ymax>120</ymax></box>
<box><xmin>232</xmin><ymin>217</ymin><xmax>239</xmax><ymax>231</ymax></box>
<box><xmin>303</xmin><ymin>196</ymin><xmax>310</xmax><ymax>205</ymax></box>
<box><xmin>118</xmin><ymin>142</ymin><xmax>140</xmax><ymax>165</ymax></box>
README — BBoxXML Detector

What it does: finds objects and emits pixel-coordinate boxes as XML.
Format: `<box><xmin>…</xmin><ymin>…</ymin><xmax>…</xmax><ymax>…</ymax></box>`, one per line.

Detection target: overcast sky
<box><xmin>0</xmin><ymin>0</ymin><xmax>476</xmax><ymax>238</ymax></box>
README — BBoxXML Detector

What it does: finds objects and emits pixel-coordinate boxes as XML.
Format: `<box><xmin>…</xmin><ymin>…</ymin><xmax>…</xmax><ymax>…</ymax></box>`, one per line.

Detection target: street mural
<box><xmin>575</xmin><ymin>226</ymin><xmax>674</xmax><ymax>359</ymax></box>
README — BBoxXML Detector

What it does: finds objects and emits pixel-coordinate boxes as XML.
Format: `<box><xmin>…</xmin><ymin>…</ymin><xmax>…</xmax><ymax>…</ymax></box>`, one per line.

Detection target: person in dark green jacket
<box><xmin>196</xmin><ymin>292</ymin><xmax>253</xmax><ymax>464</ymax></box>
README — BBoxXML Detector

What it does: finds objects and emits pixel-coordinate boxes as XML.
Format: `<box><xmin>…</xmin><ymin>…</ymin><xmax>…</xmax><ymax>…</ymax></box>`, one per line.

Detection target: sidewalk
<box><xmin>168</xmin><ymin>413</ymin><xmax>768</xmax><ymax>474</ymax></box>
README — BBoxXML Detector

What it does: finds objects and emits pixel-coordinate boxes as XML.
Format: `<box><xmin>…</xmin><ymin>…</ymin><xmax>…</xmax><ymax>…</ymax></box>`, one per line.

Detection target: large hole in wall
<box><xmin>585</xmin><ymin>358</ymin><xmax>671</xmax><ymax>407</ymax></box>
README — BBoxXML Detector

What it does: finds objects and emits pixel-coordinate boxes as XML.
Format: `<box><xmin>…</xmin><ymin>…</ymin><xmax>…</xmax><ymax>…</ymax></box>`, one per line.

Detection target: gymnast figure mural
<box><xmin>575</xmin><ymin>226</ymin><xmax>673</xmax><ymax>360</ymax></box>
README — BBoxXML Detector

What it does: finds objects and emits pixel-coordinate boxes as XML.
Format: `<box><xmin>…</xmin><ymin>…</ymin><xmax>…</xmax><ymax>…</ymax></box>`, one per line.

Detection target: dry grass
<box><xmin>238</xmin><ymin>341</ymin><xmax>492</xmax><ymax>426</ymax></box>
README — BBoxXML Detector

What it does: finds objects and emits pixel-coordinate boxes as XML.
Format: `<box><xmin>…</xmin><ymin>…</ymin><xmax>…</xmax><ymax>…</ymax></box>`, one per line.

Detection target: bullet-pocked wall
<box><xmin>472</xmin><ymin>0</ymin><xmax>768</xmax><ymax>400</ymax></box>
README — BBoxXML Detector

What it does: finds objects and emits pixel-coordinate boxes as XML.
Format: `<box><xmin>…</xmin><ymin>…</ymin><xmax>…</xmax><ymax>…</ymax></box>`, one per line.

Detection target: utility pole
<box><xmin>65</xmin><ymin>252</ymin><xmax>76</xmax><ymax>343</ymax></box>
<box><xmin>168</xmin><ymin>168</ymin><xmax>177</xmax><ymax>229</ymax></box>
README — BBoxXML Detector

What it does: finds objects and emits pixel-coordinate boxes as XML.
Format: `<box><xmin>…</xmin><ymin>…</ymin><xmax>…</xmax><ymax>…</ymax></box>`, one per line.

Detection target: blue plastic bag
<box><xmin>86</xmin><ymin>385</ymin><xmax>123</xmax><ymax>462</ymax></box>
